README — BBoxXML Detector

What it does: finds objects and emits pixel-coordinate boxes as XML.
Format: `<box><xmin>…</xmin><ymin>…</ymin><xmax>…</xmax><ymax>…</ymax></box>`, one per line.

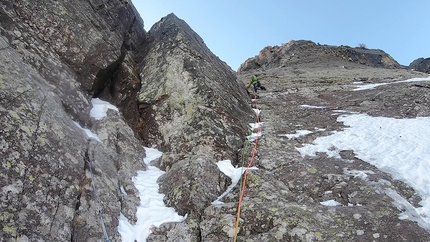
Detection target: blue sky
<box><xmin>134</xmin><ymin>1</ymin><xmax>430</xmax><ymax>71</ymax></box>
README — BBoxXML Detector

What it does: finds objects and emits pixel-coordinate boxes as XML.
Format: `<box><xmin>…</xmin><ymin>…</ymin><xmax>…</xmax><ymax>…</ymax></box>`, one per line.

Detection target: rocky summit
<box><xmin>410</xmin><ymin>57</ymin><xmax>430</xmax><ymax>74</ymax></box>
<box><xmin>1</xmin><ymin>1</ymin><xmax>430</xmax><ymax>241</ymax></box>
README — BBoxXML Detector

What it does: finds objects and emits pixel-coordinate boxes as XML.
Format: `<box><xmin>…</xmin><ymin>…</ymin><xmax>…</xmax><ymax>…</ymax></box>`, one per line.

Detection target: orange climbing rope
<box><xmin>233</xmin><ymin>91</ymin><xmax>261</xmax><ymax>242</ymax></box>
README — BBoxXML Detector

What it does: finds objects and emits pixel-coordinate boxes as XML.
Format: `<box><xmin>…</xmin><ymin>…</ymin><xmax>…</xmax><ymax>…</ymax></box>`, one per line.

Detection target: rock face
<box><xmin>1</xmin><ymin>0</ymin><xmax>252</xmax><ymax>241</ymax></box>
<box><xmin>137</xmin><ymin>13</ymin><xmax>254</xmax><ymax>240</ymax></box>
<box><xmin>0</xmin><ymin>1</ymin><xmax>148</xmax><ymax>240</ymax></box>
<box><xmin>231</xmin><ymin>40</ymin><xmax>430</xmax><ymax>241</ymax></box>
<box><xmin>137</xmin><ymin>14</ymin><xmax>253</xmax><ymax>156</ymax></box>
<box><xmin>2</xmin><ymin>1</ymin><xmax>430</xmax><ymax>242</ymax></box>
<box><xmin>239</xmin><ymin>40</ymin><xmax>401</xmax><ymax>72</ymax></box>
<box><xmin>410</xmin><ymin>57</ymin><xmax>430</xmax><ymax>74</ymax></box>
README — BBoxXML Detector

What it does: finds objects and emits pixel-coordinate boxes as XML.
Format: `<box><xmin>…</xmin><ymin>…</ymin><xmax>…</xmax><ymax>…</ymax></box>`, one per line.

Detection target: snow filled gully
<box><xmin>74</xmin><ymin>98</ymin><xmax>186</xmax><ymax>241</ymax></box>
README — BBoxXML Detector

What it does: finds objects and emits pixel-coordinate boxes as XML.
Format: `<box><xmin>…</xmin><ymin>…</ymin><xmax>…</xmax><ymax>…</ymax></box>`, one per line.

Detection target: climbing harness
<box><xmin>86</xmin><ymin>157</ymin><xmax>111</xmax><ymax>242</ymax></box>
<box><xmin>233</xmin><ymin>89</ymin><xmax>262</xmax><ymax>242</ymax></box>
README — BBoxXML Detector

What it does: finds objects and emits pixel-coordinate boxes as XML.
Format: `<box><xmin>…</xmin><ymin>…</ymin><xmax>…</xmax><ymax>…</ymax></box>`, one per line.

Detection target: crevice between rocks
<box><xmin>91</xmin><ymin>45</ymin><xmax>127</xmax><ymax>99</ymax></box>
<box><xmin>71</xmin><ymin>146</ymin><xmax>91</xmax><ymax>242</ymax></box>
<box><xmin>413</xmin><ymin>84</ymin><xmax>430</xmax><ymax>89</ymax></box>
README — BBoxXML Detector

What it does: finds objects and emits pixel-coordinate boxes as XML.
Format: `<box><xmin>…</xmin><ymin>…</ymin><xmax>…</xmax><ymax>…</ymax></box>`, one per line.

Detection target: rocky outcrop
<box><xmin>136</xmin><ymin>13</ymin><xmax>254</xmax><ymax>240</ymax></box>
<box><xmin>1</xmin><ymin>1</ymin><xmax>253</xmax><ymax>241</ymax></box>
<box><xmin>0</xmin><ymin>33</ymin><xmax>145</xmax><ymax>241</ymax></box>
<box><xmin>2</xmin><ymin>0</ymin><xmax>430</xmax><ymax>241</ymax></box>
<box><xmin>239</xmin><ymin>40</ymin><xmax>401</xmax><ymax>72</ymax></box>
<box><xmin>0</xmin><ymin>0</ymin><xmax>149</xmax><ymax>241</ymax></box>
<box><xmin>0</xmin><ymin>0</ymin><xmax>146</xmax><ymax>123</ymax></box>
<box><xmin>232</xmin><ymin>45</ymin><xmax>430</xmax><ymax>241</ymax></box>
<box><xmin>410</xmin><ymin>57</ymin><xmax>430</xmax><ymax>73</ymax></box>
<box><xmin>136</xmin><ymin>14</ymin><xmax>252</xmax><ymax>155</ymax></box>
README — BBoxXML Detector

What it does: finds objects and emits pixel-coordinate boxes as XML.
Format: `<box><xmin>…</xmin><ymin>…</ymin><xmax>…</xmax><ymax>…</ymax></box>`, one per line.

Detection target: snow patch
<box><xmin>212</xmin><ymin>160</ymin><xmax>258</xmax><ymax>205</ymax></box>
<box><xmin>73</xmin><ymin>121</ymin><xmax>102</xmax><ymax>143</ymax></box>
<box><xmin>280</xmin><ymin>129</ymin><xmax>313</xmax><ymax>139</ymax></box>
<box><xmin>353</xmin><ymin>76</ymin><xmax>430</xmax><ymax>91</ymax></box>
<box><xmin>320</xmin><ymin>200</ymin><xmax>342</xmax><ymax>206</ymax></box>
<box><xmin>118</xmin><ymin>147</ymin><xmax>186</xmax><ymax>242</ymax></box>
<box><xmin>90</xmin><ymin>98</ymin><xmax>119</xmax><ymax>120</ymax></box>
<box><xmin>253</xmin><ymin>108</ymin><xmax>261</xmax><ymax>116</ymax></box>
<box><xmin>300</xmin><ymin>104</ymin><xmax>326</xmax><ymax>109</ymax></box>
<box><xmin>297</xmin><ymin>113</ymin><xmax>430</xmax><ymax>227</ymax></box>
<box><xmin>343</xmin><ymin>168</ymin><xmax>375</xmax><ymax>180</ymax></box>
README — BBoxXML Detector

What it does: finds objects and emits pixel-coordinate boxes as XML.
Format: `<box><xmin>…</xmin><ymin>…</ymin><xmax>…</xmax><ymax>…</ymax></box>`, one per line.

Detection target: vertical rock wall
<box><xmin>1</xmin><ymin>1</ymin><xmax>254</xmax><ymax>241</ymax></box>
<box><xmin>136</xmin><ymin>14</ymin><xmax>255</xmax><ymax>239</ymax></box>
<box><xmin>1</xmin><ymin>0</ymin><xmax>148</xmax><ymax>241</ymax></box>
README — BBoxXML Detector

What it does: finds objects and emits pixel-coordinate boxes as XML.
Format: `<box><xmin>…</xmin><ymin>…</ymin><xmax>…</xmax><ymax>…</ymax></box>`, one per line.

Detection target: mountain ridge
<box><xmin>1</xmin><ymin>1</ymin><xmax>430</xmax><ymax>241</ymax></box>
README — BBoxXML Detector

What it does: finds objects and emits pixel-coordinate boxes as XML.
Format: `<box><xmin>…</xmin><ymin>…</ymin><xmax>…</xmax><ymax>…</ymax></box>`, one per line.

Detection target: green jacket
<box><xmin>247</xmin><ymin>75</ymin><xmax>258</xmax><ymax>88</ymax></box>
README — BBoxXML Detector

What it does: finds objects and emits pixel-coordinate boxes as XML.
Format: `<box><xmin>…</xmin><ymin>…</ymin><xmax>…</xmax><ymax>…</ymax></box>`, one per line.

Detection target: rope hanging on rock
<box><xmin>233</xmin><ymin>90</ymin><xmax>262</xmax><ymax>242</ymax></box>
<box><xmin>86</xmin><ymin>157</ymin><xmax>111</xmax><ymax>242</ymax></box>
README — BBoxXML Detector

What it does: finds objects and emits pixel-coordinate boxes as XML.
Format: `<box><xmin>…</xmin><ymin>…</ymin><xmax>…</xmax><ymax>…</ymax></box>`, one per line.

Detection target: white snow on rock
<box><xmin>280</xmin><ymin>129</ymin><xmax>313</xmax><ymax>140</ymax></box>
<box><xmin>320</xmin><ymin>199</ymin><xmax>342</xmax><ymax>206</ymax></box>
<box><xmin>212</xmin><ymin>160</ymin><xmax>258</xmax><ymax>205</ymax></box>
<box><xmin>352</xmin><ymin>76</ymin><xmax>430</xmax><ymax>91</ymax></box>
<box><xmin>118</xmin><ymin>147</ymin><xmax>186</xmax><ymax>242</ymax></box>
<box><xmin>73</xmin><ymin>121</ymin><xmax>102</xmax><ymax>143</ymax></box>
<box><xmin>90</xmin><ymin>98</ymin><xmax>119</xmax><ymax>120</ymax></box>
<box><xmin>297</xmin><ymin>113</ymin><xmax>430</xmax><ymax>228</ymax></box>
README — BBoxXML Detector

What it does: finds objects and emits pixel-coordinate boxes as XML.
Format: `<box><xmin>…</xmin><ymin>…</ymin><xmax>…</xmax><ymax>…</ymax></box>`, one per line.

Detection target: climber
<box><xmin>247</xmin><ymin>75</ymin><xmax>266</xmax><ymax>93</ymax></box>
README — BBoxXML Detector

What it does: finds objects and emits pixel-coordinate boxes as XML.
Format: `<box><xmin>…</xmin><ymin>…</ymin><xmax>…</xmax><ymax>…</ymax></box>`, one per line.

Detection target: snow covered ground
<box><xmin>352</xmin><ymin>76</ymin><xmax>430</xmax><ymax>91</ymax></box>
<box><xmin>296</xmin><ymin>113</ymin><xmax>430</xmax><ymax>230</ymax></box>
